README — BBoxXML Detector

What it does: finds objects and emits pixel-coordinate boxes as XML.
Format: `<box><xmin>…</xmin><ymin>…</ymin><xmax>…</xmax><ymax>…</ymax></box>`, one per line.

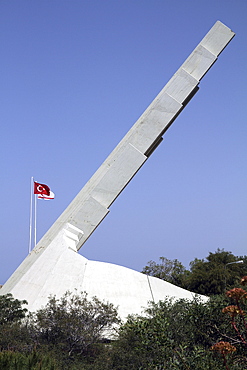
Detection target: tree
<box><xmin>141</xmin><ymin>256</ymin><xmax>188</xmax><ymax>287</ymax></box>
<box><xmin>0</xmin><ymin>293</ymin><xmax>27</xmax><ymax>325</ymax></box>
<box><xmin>186</xmin><ymin>249</ymin><xmax>247</xmax><ymax>295</ymax></box>
<box><xmin>110</xmin><ymin>311</ymin><xmax>172</xmax><ymax>369</ymax></box>
<box><xmin>110</xmin><ymin>293</ymin><xmax>247</xmax><ymax>369</ymax></box>
<box><xmin>0</xmin><ymin>293</ymin><xmax>30</xmax><ymax>351</ymax></box>
<box><xmin>141</xmin><ymin>250</ymin><xmax>247</xmax><ymax>296</ymax></box>
<box><xmin>0</xmin><ymin>350</ymin><xmax>58</xmax><ymax>370</ymax></box>
<box><xmin>210</xmin><ymin>276</ymin><xmax>247</xmax><ymax>370</ymax></box>
<box><xmin>30</xmin><ymin>291</ymin><xmax>120</xmax><ymax>358</ymax></box>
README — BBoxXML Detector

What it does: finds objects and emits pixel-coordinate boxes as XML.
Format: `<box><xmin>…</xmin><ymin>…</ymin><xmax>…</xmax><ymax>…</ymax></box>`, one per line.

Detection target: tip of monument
<box><xmin>215</xmin><ymin>20</ymin><xmax>235</xmax><ymax>34</ymax></box>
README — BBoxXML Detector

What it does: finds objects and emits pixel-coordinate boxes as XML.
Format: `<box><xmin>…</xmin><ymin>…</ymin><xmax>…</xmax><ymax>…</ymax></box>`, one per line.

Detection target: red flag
<box><xmin>34</xmin><ymin>182</ymin><xmax>50</xmax><ymax>196</ymax></box>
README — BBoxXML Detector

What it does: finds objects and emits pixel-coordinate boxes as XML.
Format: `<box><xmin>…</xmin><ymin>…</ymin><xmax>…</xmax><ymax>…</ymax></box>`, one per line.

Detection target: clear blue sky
<box><xmin>1</xmin><ymin>0</ymin><xmax>246</xmax><ymax>284</ymax></box>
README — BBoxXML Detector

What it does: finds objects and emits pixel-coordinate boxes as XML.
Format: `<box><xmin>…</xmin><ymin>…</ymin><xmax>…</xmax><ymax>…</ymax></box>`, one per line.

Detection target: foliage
<box><xmin>0</xmin><ymin>293</ymin><xmax>27</xmax><ymax>325</ymax></box>
<box><xmin>1</xmin><ymin>252</ymin><xmax>247</xmax><ymax>368</ymax></box>
<box><xmin>142</xmin><ymin>249</ymin><xmax>247</xmax><ymax>295</ymax></box>
<box><xmin>0</xmin><ymin>322</ymin><xmax>31</xmax><ymax>352</ymax></box>
<box><xmin>0</xmin><ymin>350</ymin><xmax>57</xmax><ymax>370</ymax></box>
<box><xmin>210</xmin><ymin>278</ymin><xmax>247</xmax><ymax>369</ymax></box>
<box><xmin>0</xmin><ymin>294</ymin><xmax>31</xmax><ymax>352</ymax></box>
<box><xmin>186</xmin><ymin>249</ymin><xmax>247</xmax><ymax>295</ymax></box>
<box><xmin>109</xmin><ymin>288</ymin><xmax>247</xmax><ymax>369</ymax></box>
<box><xmin>141</xmin><ymin>256</ymin><xmax>188</xmax><ymax>287</ymax></box>
<box><xmin>29</xmin><ymin>291</ymin><xmax>120</xmax><ymax>360</ymax></box>
<box><xmin>111</xmin><ymin>311</ymin><xmax>172</xmax><ymax>368</ymax></box>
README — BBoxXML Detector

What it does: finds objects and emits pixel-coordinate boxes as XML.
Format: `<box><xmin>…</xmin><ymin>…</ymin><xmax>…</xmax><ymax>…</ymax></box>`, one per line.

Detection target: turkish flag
<box><xmin>34</xmin><ymin>182</ymin><xmax>50</xmax><ymax>196</ymax></box>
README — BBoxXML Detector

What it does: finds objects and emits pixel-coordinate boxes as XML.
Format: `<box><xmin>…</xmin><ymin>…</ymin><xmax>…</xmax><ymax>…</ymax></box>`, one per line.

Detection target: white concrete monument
<box><xmin>1</xmin><ymin>21</ymin><xmax>235</xmax><ymax>320</ymax></box>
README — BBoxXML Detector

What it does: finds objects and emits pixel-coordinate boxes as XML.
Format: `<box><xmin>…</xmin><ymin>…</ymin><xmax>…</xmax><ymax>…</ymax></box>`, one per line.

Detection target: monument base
<box><xmin>0</xmin><ymin>231</ymin><xmax>206</xmax><ymax>320</ymax></box>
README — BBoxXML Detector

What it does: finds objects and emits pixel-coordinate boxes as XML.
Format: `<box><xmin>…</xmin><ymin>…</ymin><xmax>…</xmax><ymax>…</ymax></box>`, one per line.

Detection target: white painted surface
<box><xmin>2</xmin><ymin>242</ymin><xmax>205</xmax><ymax>319</ymax></box>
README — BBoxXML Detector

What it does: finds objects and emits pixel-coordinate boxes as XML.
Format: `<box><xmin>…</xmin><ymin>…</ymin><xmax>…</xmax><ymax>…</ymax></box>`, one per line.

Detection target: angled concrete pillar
<box><xmin>1</xmin><ymin>21</ymin><xmax>235</xmax><ymax>319</ymax></box>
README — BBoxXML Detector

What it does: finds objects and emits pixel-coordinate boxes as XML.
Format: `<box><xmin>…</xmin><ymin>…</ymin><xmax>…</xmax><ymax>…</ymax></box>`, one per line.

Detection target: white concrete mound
<box><xmin>0</xmin><ymin>239</ymin><xmax>206</xmax><ymax>320</ymax></box>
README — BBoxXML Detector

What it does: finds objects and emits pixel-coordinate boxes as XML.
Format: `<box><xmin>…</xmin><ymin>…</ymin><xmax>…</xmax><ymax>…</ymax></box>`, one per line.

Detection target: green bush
<box><xmin>0</xmin><ymin>350</ymin><xmax>57</xmax><ymax>370</ymax></box>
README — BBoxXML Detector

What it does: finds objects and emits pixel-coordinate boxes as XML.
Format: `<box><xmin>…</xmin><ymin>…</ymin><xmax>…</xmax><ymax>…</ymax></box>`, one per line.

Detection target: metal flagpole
<box><xmin>34</xmin><ymin>186</ymin><xmax>37</xmax><ymax>247</ymax></box>
<box><xmin>28</xmin><ymin>177</ymin><xmax>33</xmax><ymax>253</ymax></box>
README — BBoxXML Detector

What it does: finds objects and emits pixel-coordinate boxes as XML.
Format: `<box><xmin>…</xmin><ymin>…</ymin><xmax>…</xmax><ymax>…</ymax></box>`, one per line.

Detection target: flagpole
<box><xmin>34</xmin><ymin>188</ymin><xmax>37</xmax><ymax>247</ymax></box>
<box><xmin>29</xmin><ymin>177</ymin><xmax>33</xmax><ymax>253</ymax></box>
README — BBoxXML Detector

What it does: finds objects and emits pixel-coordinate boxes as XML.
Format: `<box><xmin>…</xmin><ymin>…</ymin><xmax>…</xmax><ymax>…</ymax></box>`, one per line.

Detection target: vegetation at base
<box><xmin>0</xmin><ymin>249</ymin><xmax>247</xmax><ymax>369</ymax></box>
<box><xmin>28</xmin><ymin>291</ymin><xmax>120</xmax><ymax>358</ymax></box>
<box><xmin>110</xmin><ymin>290</ymin><xmax>247</xmax><ymax>369</ymax></box>
<box><xmin>0</xmin><ymin>351</ymin><xmax>57</xmax><ymax>370</ymax></box>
